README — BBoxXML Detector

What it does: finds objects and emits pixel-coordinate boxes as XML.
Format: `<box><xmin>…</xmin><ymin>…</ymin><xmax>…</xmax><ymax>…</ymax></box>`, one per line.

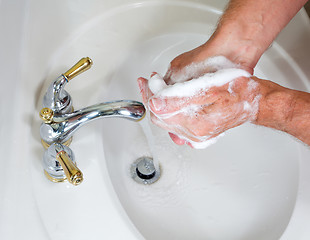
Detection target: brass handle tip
<box><xmin>40</xmin><ymin>108</ymin><xmax>54</xmax><ymax>123</ymax></box>
<box><xmin>71</xmin><ymin>172</ymin><xmax>83</xmax><ymax>186</ymax></box>
<box><xmin>85</xmin><ymin>57</ymin><xmax>92</xmax><ymax>66</ymax></box>
<box><xmin>64</xmin><ymin>57</ymin><xmax>93</xmax><ymax>81</ymax></box>
<box><xmin>56</xmin><ymin>151</ymin><xmax>84</xmax><ymax>186</ymax></box>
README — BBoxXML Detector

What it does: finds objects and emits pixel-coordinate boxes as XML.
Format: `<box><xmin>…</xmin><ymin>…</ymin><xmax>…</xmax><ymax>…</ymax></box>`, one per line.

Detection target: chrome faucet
<box><xmin>42</xmin><ymin>57</ymin><xmax>93</xmax><ymax>115</ymax></box>
<box><xmin>40</xmin><ymin>100</ymin><xmax>145</xmax><ymax>146</ymax></box>
<box><xmin>39</xmin><ymin>57</ymin><xmax>146</xmax><ymax>185</ymax></box>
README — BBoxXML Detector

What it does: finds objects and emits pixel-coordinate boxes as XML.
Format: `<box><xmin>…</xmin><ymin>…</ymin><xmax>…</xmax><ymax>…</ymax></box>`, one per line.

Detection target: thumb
<box><xmin>137</xmin><ymin>77</ymin><xmax>154</xmax><ymax>105</ymax></box>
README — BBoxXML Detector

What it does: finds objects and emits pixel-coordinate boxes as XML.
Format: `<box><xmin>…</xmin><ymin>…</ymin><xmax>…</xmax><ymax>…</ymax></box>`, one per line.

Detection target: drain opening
<box><xmin>131</xmin><ymin>156</ymin><xmax>160</xmax><ymax>184</ymax></box>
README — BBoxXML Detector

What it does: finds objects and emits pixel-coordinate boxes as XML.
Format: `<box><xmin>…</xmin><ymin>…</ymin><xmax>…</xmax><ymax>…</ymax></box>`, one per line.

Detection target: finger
<box><xmin>148</xmin><ymin>89</ymin><xmax>221</xmax><ymax>115</ymax></box>
<box><xmin>137</xmin><ymin>77</ymin><xmax>154</xmax><ymax>105</ymax></box>
<box><xmin>155</xmin><ymin>100</ymin><xmax>229</xmax><ymax>140</ymax></box>
<box><xmin>150</xmin><ymin>113</ymin><xmax>193</xmax><ymax>141</ymax></box>
<box><xmin>150</xmin><ymin>112</ymin><xmax>175</xmax><ymax>132</ymax></box>
<box><xmin>186</xmin><ymin>141</ymin><xmax>194</xmax><ymax>148</ymax></box>
<box><xmin>163</xmin><ymin>67</ymin><xmax>174</xmax><ymax>85</ymax></box>
<box><xmin>168</xmin><ymin>132</ymin><xmax>186</xmax><ymax>145</ymax></box>
<box><xmin>137</xmin><ymin>77</ymin><xmax>146</xmax><ymax>94</ymax></box>
<box><xmin>186</xmin><ymin>133</ymin><xmax>223</xmax><ymax>149</ymax></box>
<box><xmin>169</xmin><ymin>130</ymin><xmax>220</xmax><ymax>149</ymax></box>
<box><xmin>150</xmin><ymin>72</ymin><xmax>157</xmax><ymax>78</ymax></box>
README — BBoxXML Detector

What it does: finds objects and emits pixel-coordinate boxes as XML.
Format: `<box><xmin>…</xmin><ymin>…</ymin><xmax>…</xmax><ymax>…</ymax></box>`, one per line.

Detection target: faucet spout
<box><xmin>40</xmin><ymin>100</ymin><xmax>146</xmax><ymax>146</ymax></box>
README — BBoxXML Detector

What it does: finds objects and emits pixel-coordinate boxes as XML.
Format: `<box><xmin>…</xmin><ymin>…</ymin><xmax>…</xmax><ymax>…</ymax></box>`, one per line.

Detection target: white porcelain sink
<box><xmin>1</xmin><ymin>0</ymin><xmax>310</xmax><ymax>239</ymax></box>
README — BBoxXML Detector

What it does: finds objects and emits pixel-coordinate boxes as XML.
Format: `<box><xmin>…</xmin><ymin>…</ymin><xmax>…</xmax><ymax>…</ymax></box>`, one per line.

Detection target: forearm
<box><xmin>255</xmin><ymin>78</ymin><xmax>310</xmax><ymax>145</ymax></box>
<box><xmin>205</xmin><ymin>0</ymin><xmax>308</xmax><ymax>70</ymax></box>
<box><xmin>163</xmin><ymin>0</ymin><xmax>307</xmax><ymax>83</ymax></box>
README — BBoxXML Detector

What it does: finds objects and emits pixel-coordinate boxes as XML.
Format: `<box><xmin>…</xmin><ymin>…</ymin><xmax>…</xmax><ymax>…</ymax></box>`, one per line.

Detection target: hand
<box><xmin>138</xmin><ymin>69</ymin><xmax>261</xmax><ymax>149</ymax></box>
<box><xmin>148</xmin><ymin>11</ymin><xmax>263</xmax><ymax>147</ymax></box>
<box><xmin>163</xmin><ymin>32</ymin><xmax>257</xmax><ymax>85</ymax></box>
<box><xmin>137</xmin><ymin>0</ymin><xmax>310</xmax><ymax>147</ymax></box>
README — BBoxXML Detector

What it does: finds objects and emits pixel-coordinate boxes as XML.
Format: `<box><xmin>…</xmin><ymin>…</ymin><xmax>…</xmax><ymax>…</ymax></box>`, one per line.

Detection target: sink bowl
<box><xmin>101</xmin><ymin>26</ymin><xmax>309</xmax><ymax>240</ymax></box>
<box><xmin>1</xmin><ymin>0</ymin><xmax>310</xmax><ymax>239</ymax></box>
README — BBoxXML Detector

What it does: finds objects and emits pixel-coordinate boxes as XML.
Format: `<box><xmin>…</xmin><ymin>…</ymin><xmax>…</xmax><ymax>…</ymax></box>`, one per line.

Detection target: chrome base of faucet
<box><xmin>42</xmin><ymin>75</ymin><xmax>73</xmax><ymax>115</ymax></box>
<box><xmin>44</xmin><ymin>170</ymin><xmax>66</xmax><ymax>183</ymax></box>
<box><xmin>41</xmin><ymin>137</ymin><xmax>73</xmax><ymax>149</ymax></box>
<box><xmin>42</xmin><ymin>143</ymin><xmax>84</xmax><ymax>186</ymax></box>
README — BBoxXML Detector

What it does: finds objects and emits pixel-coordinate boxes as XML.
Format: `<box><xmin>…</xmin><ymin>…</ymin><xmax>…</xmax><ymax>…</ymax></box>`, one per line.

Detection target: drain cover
<box><xmin>131</xmin><ymin>156</ymin><xmax>161</xmax><ymax>184</ymax></box>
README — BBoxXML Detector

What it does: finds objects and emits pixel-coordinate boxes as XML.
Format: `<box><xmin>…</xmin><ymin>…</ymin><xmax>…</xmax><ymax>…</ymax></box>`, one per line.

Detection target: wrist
<box><xmin>255</xmin><ymin>78</ymin><xmax>310</xmax><ymax>145</ymax></box>
<box><xmin>204</xmin><ymin>22</ymin><xmax>264</xmax><ymax>73</ymax></box>
<box><xmin>253</xmin><ymin>78</ymin><xmax>295</xmax><ymax>131</ymax></box>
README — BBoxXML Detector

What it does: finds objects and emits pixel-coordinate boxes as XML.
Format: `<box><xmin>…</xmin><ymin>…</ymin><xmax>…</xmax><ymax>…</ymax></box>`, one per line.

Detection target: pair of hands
<box><xmin>136</xmin><ymin>0</ymin><xmax>310</xmax><ymax>148</ymax></box>
<box><xmin>137</xmin><ymin>41</ymin><xmax>263</xmax><ymax>148</ymax></box>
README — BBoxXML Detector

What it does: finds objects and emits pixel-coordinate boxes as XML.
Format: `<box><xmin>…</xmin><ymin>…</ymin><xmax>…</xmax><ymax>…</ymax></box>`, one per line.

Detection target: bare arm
<box><xmin>216</xmin><ymin>0</ymin><xmax>310</xmax><ymax>145</ymax></box>
<box><xmin>138</xmin><ymin>0</ymin><xmax>310</xmax><ymax>148</ymax></box>
<box><xmin>256</xmin><ymin>78</ymin><xmax>310</xmax><ymax>145</ymax></box>
<box><xmin>213</xmin><ymin>0</ymin><xmax>309</xmax><ymax>70</ymax></box>
<box><xmin>165</xmin><ymin>0</ymin><xmax>308</xmax><ymax>80</ymax></box>
<box><xmin>220</xmin><ymin>0</ymin><xmax>310</xmax><ymax>145</ymax></box>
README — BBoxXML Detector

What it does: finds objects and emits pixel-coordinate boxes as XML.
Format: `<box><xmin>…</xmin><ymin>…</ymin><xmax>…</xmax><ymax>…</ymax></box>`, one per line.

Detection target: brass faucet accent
<box><xmin>40</xmin><ymin>108</ymin><xmax>54</xmax><ymax>124</ymax></box>
<box><xmin>54</xmin><ymin>144</ymin><xmax>83</xmax><ymax>185</ymax></box>
<box><xmin>63</xmin><ymin>57</ymin><xmax>92</xmax><ymax>81</ymax></box>
<box><xmin>43</xmin><ymin>143</ymin><xmax>83</xmax><ymax>185</ymax></box>
<box><xmin>42</xmin><ymin>57</ymin><xmax>93</xmax><ymax>115</ymax></box>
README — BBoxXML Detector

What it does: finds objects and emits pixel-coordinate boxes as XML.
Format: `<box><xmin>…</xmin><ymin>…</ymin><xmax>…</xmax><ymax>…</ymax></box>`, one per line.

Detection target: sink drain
<box><xmin>131</xmin><ymin>156</ymin><xmax>160</xmax><ymax>184</ymax></box>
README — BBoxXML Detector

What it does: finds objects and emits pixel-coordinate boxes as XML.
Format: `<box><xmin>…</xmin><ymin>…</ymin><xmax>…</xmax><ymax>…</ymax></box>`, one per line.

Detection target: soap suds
<box><xmin>149</xmin><ymin>68</ymin><xmax>251</xmax><ymax>98</ymax></box>
<box><xmin>180</xmin><ymin>133</ymin><xmax>225</xmax><ymax>149</ymax></box>
<box><xmin>167</xmin><ymin>55</ymin><xmax>241</xmax><ymax>84</ymax></box>
<box><xmin>146</xmin><ymin>56</ymin><xmax>260</xmax><ymax>149</ymax></box>
<box><xmin>149</xmin><ymin>103</ymin><xmax>202</xmax><ymax>120</ymax></box>
<box><xmin>228</xmin><ymin>81</ymin><xmax>235</xmax><ymax>94</ymax></box>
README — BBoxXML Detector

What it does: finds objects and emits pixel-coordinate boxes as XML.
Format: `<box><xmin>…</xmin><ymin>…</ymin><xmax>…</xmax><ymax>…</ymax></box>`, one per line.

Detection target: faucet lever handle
<box><xmin>56</xmin><ymin>148</ymin><xmax>83</xmax><ymax>186</ymax></box>
<box><xmin>63</xmin><ymin>57</ymin><xmax>93</xmax><ymax>81</ymax></box>
<box><xmin>43</xmin><ymin>143</ymin><xmax>83</xmax><ymax>185</ymax></box>
<box><xmin>43</xmin><ymin>57</ymin><xmax>93</xmax><ymax>114</ymax></box>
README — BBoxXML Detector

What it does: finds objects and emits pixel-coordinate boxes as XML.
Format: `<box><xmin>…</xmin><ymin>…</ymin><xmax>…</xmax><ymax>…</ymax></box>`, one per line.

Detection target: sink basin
<box><xmin>101</xmin><ymin>26</ymin><xmax>309</xmax><ymax>240</ymax></box>
<box><xmin>1</xmin><ymin>0</ymin><xmax>310</xmax><ymax>239</ymax></box>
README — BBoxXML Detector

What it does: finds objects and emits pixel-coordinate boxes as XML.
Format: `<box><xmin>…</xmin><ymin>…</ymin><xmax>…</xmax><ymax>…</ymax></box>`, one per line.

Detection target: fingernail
<box><xmin>150</xmin><ymin>72</ymin><xmax>157</xmax><ymax>78</ymax></box>
<box><xmin>137</xmin><ymin>77</ymin><xmax>145</xmax><ymax>89</ymax></box>
<box><xmin>137</xmin><ymin>80</ymin><xmax>142</xmax><ymax>91</ymax></box>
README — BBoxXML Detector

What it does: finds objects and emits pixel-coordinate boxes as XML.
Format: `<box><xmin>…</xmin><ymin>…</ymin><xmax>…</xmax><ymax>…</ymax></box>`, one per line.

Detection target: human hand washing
<box><xmin>138</xmin><ymin>55</ymin><xmax>310</xmax><ymax>148</ymax></box>
<box><xmin>138</xmin><ymin>0</ymin><xmax>310</xmax><ymax>148</ymax></box>
<box><xmin>138</xmin><ymin>56</ymin><xmax>261</xmax><ymax>149</ymax></box>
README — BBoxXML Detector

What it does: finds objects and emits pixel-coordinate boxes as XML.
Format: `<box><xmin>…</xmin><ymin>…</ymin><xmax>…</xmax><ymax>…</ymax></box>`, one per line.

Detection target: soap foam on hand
<box><xmin>150</xmin><ymin>68</ymin><xmax>251</xmax><ymax>98</ymax></box>
<box><xmin>165</xmin><ymin>55</ymin><xmax>240</xmax><ymax>84</ymax></box>
<box><xmin>147</xmin><ymin>56</ymin><xmax>260</xmax><ymax>149</ymax></box>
